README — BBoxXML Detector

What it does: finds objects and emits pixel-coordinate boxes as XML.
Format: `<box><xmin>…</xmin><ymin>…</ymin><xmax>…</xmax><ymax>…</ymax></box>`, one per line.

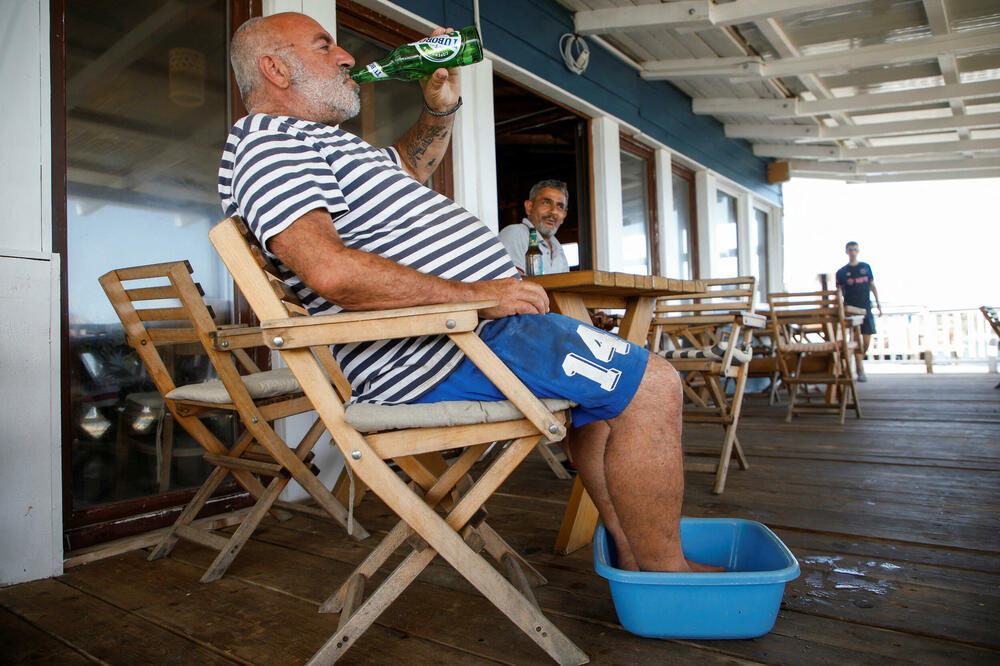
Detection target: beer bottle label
<box><xmin>411</xmin><ymin>33</ymin><xmax>463</xmax><ymax>63</ymax></box>
<box><xmin>365</xmin><ymin>62</ymin><xmax>389</xmax><ymax>79</ymax></box>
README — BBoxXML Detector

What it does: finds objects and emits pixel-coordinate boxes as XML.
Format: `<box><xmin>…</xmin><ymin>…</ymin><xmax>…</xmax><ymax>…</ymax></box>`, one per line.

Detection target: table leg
<box><xmin>555</xmin><ymin>476</ymin><xmax>600</xmax><ymax>555</ymax></box>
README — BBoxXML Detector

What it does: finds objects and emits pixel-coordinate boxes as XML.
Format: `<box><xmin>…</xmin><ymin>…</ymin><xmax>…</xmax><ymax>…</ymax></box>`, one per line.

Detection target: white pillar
<box><xmin>591</xmin><ymin>116</ymin><xmax>623</xmax><ymax>271</ymax></box>
<box><xmin>655</xmin><ymin>149</ymin><xmax>674</xmax><ymax>277</ymax></box>
<box><xmin>694</xmin><ymin>170</ymin><xmax>712</xmax><ymax>278</ymax></box>
<box><xmin>453</xmin><ymin>59</ymin><xmax>499</xmax><ymax>233</ymax></box>
<box><xmin>263</xmin><ymin>0</ymin><xmax>336</xmax><ymax>32</ymax></box>
<box><xmin>736</xmin><ymin>190</ymin><xmax>751</xmax><ymax>276</ymax></box>
<box><xmin>769</xmin><ymin>205</ymin><xmax>784</xmax><ymax>292</ymax></box>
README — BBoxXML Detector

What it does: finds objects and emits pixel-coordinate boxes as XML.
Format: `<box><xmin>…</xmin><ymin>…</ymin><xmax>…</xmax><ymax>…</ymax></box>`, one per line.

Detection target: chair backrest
<box><xmin>767</xmin><ymin>290</ymin><xmax>849</xmax><ymax>349</ymax></box>
<box><xmin>652</xmin><ymin>276</ymin><xmax>756</xmax><ymax>347</ymax></box>
<box><xmin>207</xmin><ymin>217</ymin><xmax>353</xmax><ymax>403</ymax></box>
<box><xmin>99</xmin><ymin>261</ymin><xmax>220</xmax><ymax>401</ymax></box>
<box><xmin>654</xmin><ymin>276</ymin><xmax>756</xmax><ymax>322</ymax></box>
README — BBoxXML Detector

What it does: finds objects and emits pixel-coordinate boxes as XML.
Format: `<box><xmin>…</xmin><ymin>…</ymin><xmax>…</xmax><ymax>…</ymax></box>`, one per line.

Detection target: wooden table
<box><xmin>524</xmin><ymin>270</ymin><xmax>706</xmax><ymax>554</ymax></box>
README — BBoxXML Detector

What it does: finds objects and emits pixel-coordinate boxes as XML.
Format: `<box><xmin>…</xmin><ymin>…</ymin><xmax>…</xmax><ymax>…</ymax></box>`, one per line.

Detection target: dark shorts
<box><xmin>413</xmin><ymin>313</ymin><xmax>649</xmax><ymax>427</ymax></box>
<box><xmin>860</xmin><ymin>309</ymin><xmax>876</xmax><ymax>335</ymax></box>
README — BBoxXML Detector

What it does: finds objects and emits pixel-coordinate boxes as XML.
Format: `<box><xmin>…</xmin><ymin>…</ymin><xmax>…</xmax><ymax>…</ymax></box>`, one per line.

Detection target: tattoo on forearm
<box><xmin>406</xmin><ymin>124</ymin><xmax>450</xmax><ymax>168</ymax></box>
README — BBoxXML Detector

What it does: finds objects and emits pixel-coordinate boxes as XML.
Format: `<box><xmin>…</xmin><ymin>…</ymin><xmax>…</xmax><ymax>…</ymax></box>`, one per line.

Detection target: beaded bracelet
<box><xmin>423</xmin><ymin>96</ymin><xmax>463</xmax><ymax>117</ymax></box>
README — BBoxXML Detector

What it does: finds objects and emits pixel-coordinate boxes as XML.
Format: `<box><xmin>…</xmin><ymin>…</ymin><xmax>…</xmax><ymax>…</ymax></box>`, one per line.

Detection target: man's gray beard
<box><xmin>286</xmin><ymin>54</ymin><xmax>360</xmax><ymax>125</ymax></box>
<box><xmin>536</xmin><ymin>222</ymin><xmax>556</xmax><ymax>239</ymax></box>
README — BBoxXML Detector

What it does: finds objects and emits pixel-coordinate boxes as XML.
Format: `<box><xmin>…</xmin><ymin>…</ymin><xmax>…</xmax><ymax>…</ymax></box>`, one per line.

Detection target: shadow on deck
<box><xmin>3</xmin><ymin>374</ymin><xmax>998</xmax><ymax>664</ymax></box>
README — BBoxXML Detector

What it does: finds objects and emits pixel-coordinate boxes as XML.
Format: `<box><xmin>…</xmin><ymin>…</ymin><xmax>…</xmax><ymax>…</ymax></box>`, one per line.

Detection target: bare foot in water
<box><xmin>686</xmin><ymin>557</ymin><xmax>725</xmax><ymax>572</ymax></box>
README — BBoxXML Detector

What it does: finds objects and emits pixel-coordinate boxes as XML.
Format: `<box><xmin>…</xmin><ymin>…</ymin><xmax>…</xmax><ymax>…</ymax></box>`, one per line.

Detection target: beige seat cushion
<box><xmin>165</xmin><ymin>368</ymin><xmax>301</xmax><ymax>404</ymax></box>
<box><xmin>345</xmin><ymin>398</ymin><xmax>575</xmax><ymax>433</ymax></box>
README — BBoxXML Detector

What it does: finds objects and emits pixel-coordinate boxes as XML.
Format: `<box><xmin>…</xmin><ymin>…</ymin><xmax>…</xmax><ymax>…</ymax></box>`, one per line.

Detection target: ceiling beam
<box><xmin>754</xmin><ymin>137</ymin><xmax>1000</xmax><ymax>159</ymax></box>
<box><xmin>694</xmin><ymin>79</ymin><xmax>1000</xmax><ymax>117</ymax></box>
<box><xmin>848</xmin><ymin>168</ymin><xmax>1000</xmax><ymax>183</ymax></box>
<box><xmin>573</xmin><ymin>0</ymin><xmax>854</xmax><ymax>35</ymax></box>
<box><xmin>923</xmin><ymin>0</ymin><xmax>971</xmax><ymax>140</ymax></box>
<box><xmin>791</xmin><ymin>156</ymin><xmax>1000</xmax><ymax>175</ymax></box>
<box><xmin>642</xmin><ymin>28</ymin><xmax>1000</xmax><ymax>80</ymax></box>
<box><xmin>725</xmin><ymin>112</ymin><xmax>1000</xmax><ymax>141</ymax></box>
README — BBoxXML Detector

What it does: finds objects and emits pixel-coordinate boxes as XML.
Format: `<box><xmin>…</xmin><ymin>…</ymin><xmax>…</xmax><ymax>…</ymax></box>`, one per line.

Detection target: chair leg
<box><xmin>785</xmin><ymin>381</ymin><xmax>797</xmax><ymax>423</ymax></box>
<box><xmin>479</xmin><ymin>522</ymin><xmax>547</xmax><ymax>587</ymax></box>
<box><xmin>537</xmin><ymin>440</ymin><xmax>572</xmax><ymax>480</ymax></box>
<box><xmin>201</xmin><ymin>474</ymin><xmax>290</xmax><ymax>583</ymax></box>
<box><xmin>312</xmin><ymin>435</ymin><xmax>587</xmax><ymax>666</ymax></box>
<box><xmin>149</xmin><ymin>465</ymin><xmax>231</xmax><ymax>561</ymax></box>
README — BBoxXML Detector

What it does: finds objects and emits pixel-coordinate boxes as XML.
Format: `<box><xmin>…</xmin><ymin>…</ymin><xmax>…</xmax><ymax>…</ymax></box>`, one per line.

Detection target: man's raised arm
<box><xmin>269</xmin><ymin>209</ymin><xmax>549</xmax><ymax>319</ymax></box>
<box><xmin>393</xmin><ymin>28</ymin><xmax>463</xmax><ymax>183</ymax></box>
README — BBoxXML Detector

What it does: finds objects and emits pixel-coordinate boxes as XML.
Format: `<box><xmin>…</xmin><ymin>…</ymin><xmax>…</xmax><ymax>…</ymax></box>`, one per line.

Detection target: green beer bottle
<box><xmin>525</xmin><ymin>229</ymin><xmax>544</xmax><ymax>276</ymax></box>
<box><xmin>351</xmin><ymin>26</ymin><xmax>483</xmax><ymax>83</ymax></box>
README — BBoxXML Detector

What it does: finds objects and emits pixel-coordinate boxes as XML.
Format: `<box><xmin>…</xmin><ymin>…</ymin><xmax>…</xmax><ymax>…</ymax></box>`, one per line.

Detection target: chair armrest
<box><xmin>845</xmin><ymin>305</ymin><xmax>867</xmax><ymax>315</ymax></box>
<box><xmin>211</xmin><ymin>326</ymin><xmax>265</xmax><ymax>350</ymax></box>
<box><xmin>260</xmin><ymin>301</ymin><xmax>497</xmax><ymax>349</ymax></box>
<box><xmin>736</xmin><ymin>312</ymin><xmax>767</xmax><ymax>328</ymax></box>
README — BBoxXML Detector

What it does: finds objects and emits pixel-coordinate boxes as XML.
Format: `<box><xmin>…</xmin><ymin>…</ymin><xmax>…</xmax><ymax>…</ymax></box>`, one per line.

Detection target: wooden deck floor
<box><xmin>3</xmin><ymin>374</ymin><xmax>999</xmax><ymax>665</ymax></box>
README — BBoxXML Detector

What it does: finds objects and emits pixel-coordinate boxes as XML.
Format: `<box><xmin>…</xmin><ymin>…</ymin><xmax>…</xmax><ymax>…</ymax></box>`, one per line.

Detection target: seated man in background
<box><xmin>498</xmin><ymin>179</ymin><xmax>571</xmax><ymax>275</ymax></box>
<box><xmin>499</xmin><ymin>180</ymin><xmax>615</xmax><ymax>331</ymax></box>
<box><xmin>219</xmin><ymin>11</ymin><xmax>716</xmax><ymax>573</ymax></box>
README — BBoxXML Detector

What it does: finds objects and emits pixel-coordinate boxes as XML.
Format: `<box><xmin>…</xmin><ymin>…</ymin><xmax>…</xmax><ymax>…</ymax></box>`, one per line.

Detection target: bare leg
<box><xmin>570</xmin><ymin>354</ymin><xmax>719</xmax><ymax>572</ymax></box>
<box><xmin>567</xmin><ymin>421</ymin><xmax>639</xmax><ymax>570</ymax></box>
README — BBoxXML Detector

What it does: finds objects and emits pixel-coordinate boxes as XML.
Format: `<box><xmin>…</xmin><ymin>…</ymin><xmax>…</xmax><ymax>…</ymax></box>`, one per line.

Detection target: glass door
<box><xmin>60</xmin><ymin>0</ymin><xmax>253</xmax><ymax>547</ymax></box>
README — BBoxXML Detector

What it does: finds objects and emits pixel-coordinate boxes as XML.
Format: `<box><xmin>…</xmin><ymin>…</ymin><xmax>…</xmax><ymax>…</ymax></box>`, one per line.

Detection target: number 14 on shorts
<box><xmin>561</xmin><ymin>324</ymin><xmax>630</xmax><ymax>392</ymax></box>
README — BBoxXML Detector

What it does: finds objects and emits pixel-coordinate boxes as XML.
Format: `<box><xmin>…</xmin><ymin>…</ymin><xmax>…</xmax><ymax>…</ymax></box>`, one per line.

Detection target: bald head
<box><xmin>230</xmin><ymin>13</ymin><xmax>358</xmax><ymax>123</ymax></box>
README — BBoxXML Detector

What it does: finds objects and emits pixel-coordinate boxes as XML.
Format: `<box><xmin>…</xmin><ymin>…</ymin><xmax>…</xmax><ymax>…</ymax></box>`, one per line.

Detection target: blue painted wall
<box><xmin>388</xmin><ymin>0</ymin><xmax>781</xmax><ymax>202</ymax></box>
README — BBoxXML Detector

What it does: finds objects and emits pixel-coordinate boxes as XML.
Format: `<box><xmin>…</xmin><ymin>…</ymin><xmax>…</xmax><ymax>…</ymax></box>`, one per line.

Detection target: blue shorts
<box><xmin>413</xmin><ymin>313</ymin><xmax>649</xmax><ymax>427</ymax></box>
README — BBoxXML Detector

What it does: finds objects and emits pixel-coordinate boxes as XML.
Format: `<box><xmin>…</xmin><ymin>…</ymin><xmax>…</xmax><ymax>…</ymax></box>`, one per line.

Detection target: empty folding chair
<box><xmin>767</xmin><ymin>290</ymin><xmax>862</xmax><ymax>424</ymax></box>
<box><xmin>100</xmin><ymin>261</ymin><xmax>367</xmax><ymax>584</ymax></box>
<box><xmin>651</xmin><ymin>276</ymin><xmax>765</xmax><ymax>493</ymax></box>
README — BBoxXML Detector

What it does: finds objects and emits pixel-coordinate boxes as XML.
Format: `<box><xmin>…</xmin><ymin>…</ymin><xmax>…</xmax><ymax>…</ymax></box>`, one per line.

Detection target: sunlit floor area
<box><xmin>3</xmin><ymin>374</ymin><xmax>998</xmax><ymax>664</ymax></box>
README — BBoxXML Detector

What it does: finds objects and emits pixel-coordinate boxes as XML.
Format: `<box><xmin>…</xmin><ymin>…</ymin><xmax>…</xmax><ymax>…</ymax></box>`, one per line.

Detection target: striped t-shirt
<box><xmin>218</xmin><ymin>114</ymin><xmax>518</xmax><ymax>404</ymax></box>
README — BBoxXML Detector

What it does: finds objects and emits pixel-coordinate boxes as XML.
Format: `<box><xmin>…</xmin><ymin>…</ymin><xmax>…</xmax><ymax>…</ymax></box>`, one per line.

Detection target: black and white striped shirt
<box><xmin>219</xmin><ymin>114</ymin><xmax>517</xmax><ymax>404</ymax></box>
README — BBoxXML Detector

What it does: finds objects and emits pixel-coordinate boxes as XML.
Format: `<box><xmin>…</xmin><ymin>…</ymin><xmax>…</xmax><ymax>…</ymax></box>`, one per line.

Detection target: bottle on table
<box><xmin>525</xmin><ymin>229</ymin><xmax>544</xmax><ymax>276</ymax></box>
<box><xmin>351</xmin><ymin>26</ymin><xmax>483</xmax><ymax>83</ymax></box>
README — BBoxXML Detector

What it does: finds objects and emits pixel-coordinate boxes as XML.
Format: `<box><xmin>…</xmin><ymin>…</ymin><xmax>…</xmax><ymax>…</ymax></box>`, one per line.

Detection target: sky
<box><xmin>781</xmin><ymin>177</ymin><xmax>1000</xmax><ymax>311</ymax></box>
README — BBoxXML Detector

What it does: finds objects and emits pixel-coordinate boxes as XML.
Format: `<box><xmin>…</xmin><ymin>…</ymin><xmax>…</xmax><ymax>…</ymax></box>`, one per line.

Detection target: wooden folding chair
<box><xmin>210</xmin><ymin>217</ymin><xmax>587</xmax><ymax>665</ymax></box>
<box><xmin>768</xmin><ymin>290</ymin><xmax>862</xmax><ymax>424</ymax></box>
<box><xmin>100</xmin><ymin>261</ymin><xmax>368</xmax><ymax>584</ymax></box>
<box><xmin>650</xmin><ymin>276</ymin><xmax>765</xmax><ymax>494</ymax></box>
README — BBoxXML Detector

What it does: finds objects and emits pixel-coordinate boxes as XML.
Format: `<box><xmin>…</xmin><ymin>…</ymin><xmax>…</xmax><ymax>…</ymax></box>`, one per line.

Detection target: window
<box><xmin>619</xmin><ymin>135</ymin><xmax>659</xmax><ymax>275</ymax></box>
<box><xmin>670</xmin><ymin>165</ymin><xmax>697</xmax><ymax>279</ymax></box>
<box><xmin>712</xmin><ymin>190</ymin><xmax>739</xmax><ymax>277</ymax></box>
<box><xmin>751</xmin><ymin>207</ymin><xmax>770</xmax><ymax>304</ymax></box>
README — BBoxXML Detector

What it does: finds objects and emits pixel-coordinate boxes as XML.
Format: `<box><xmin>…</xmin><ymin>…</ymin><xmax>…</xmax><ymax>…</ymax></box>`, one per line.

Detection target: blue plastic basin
<box><xmin>593</xmin><ymin>518</ymin><xmax>800</xmax><ymax>639</ymax></box>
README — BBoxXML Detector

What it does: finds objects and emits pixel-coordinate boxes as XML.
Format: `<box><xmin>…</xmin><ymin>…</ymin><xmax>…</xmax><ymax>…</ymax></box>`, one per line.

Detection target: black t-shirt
<box><xmin>835</xmin><ymin>261</ymin><xmax>874</xmax><ymax>308</ymax></box>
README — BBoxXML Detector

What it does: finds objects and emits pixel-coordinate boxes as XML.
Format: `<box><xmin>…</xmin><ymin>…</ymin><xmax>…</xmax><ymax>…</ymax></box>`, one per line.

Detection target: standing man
<box><xmin>220</xmin><ymin>12</ymin><xmax>715</xmax><ymax>574</ymax></box>
<box><xmin>498</xmin><ymin>179</ymin><xmax>570</xmax><ymax>275</ymax></box>
<box><xmin>836</xmin><ymin>241</ymin><xmax>882</xmax><ymax>381</ymax></box>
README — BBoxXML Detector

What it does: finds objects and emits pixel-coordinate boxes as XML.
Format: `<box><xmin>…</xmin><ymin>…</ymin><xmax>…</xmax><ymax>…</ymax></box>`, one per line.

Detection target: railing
<box><xmin>866</xmin><ymin>307</ymin><xmax>999</xmax><ymax>372</ymax></box>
